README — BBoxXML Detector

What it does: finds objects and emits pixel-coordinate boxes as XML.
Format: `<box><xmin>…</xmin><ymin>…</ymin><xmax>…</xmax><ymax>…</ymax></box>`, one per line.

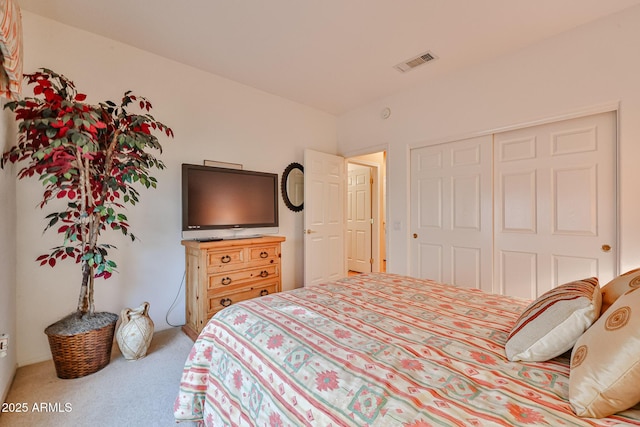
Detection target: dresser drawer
<box><xmin>207</xmin><ymin>247</ymin><xmax>244</xmax><ymax>271</ymax></box>
<box><xmin>248</xmin><ymin>244</ymin><xmax>280</xmax><ymax>263</ymax></box>
<box><xmin>207</xmin><ymin>282</ymin><xmax>278</xmax><ymax>317</ymax></box>
<box><xmin>208</xmin><ymin>265</ymin><xmax>279</xmax><ymax>290</ymax></box>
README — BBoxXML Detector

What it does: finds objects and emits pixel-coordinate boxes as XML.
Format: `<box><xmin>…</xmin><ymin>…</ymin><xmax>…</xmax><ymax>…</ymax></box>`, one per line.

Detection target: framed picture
<box><xmin>203</xmin><ymin>160</ymin><xmax>242</xmax><ymax>170</ymax></box>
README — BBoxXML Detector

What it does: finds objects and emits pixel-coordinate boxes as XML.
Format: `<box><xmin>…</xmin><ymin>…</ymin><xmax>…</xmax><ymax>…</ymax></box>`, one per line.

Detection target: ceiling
<box><xmin>16</xmin><ymin>0</ymin><xmax>640</xmax><ymax>115</ymax></box>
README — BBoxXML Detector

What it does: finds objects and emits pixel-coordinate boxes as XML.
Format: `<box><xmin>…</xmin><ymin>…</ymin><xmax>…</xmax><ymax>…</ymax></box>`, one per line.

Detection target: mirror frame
<box><xmin>281</xmin><ymin>162</ymin><xmax>304</xmax><ymax>212</ymax></box>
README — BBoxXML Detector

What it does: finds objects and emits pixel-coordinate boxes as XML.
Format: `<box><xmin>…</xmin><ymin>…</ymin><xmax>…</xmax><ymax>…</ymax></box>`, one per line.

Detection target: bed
<box><xmin>174</xmin><ymin>272</ymin><xmax>640</xmax><ymax>426</ymax></box>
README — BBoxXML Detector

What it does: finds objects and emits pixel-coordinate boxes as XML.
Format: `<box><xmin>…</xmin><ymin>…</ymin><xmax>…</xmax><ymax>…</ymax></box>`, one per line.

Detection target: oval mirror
<box><xmin>281</xmin><ymin>162</ymin><xmax>304</xmax><ymax>212</ymax></box>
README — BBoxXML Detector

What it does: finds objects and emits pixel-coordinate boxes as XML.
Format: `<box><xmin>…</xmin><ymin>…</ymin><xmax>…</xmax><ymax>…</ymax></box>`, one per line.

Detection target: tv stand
<box><xmin>181</xmin><ymin>235</ymin><xmax>286</xmax><ymax>340</ymax></box>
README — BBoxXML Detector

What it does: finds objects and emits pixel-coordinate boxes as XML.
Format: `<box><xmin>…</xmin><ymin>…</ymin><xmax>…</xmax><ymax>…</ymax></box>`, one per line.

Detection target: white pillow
<box><xmin>505</xmin><ymin>277</ymin><xmax>601</xmax><ymax>362</ymax></box>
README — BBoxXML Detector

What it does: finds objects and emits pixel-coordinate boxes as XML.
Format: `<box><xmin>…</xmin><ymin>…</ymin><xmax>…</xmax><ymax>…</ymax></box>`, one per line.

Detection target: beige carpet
<box><xmin>0</xmin><ymin>327</ymin><xmax>198</xmax><ymax>427</ymax></box>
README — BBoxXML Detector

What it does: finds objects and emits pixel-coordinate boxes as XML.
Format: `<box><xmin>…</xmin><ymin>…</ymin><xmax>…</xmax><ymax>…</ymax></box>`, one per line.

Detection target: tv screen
<box><xmin>182</xmin><ymin>164</ymin><xmax>279</xmax><ymax>232</ymax></box>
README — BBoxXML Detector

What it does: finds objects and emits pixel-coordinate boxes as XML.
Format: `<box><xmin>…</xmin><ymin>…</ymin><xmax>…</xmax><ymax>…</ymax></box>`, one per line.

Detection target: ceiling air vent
<box><xmin>394</xmin><ymin>51</ymin><xmax>438</xmax><ymax>73</ymax></box>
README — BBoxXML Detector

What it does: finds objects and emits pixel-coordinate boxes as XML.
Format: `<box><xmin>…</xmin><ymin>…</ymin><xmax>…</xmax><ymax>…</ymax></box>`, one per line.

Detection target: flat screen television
<box><xmin>181</xmin><ymin>163</ymin><xmax>279</xmax><ymax>238</ymax></box>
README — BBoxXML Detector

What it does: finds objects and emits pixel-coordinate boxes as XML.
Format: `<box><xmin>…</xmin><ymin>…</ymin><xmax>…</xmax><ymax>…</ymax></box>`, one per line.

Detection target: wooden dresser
<box><xmin>181</xmin><ymin>235</ymin><xmax>286</xmax><ymax>340</ymax></box>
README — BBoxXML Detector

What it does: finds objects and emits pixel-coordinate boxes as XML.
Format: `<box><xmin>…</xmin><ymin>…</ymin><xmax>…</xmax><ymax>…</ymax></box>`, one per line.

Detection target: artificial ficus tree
<box><xmin>2</xmin><ymin>68</ymin><xmax>173</xmax><ymax>318</ymax></box>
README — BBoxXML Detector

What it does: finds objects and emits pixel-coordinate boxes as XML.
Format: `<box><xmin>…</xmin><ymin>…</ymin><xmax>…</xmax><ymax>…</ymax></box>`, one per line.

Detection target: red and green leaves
<box><xmin>1</xmin><ymin>68</ymin><xmax>173</xmax><ymax>315</ymax></box>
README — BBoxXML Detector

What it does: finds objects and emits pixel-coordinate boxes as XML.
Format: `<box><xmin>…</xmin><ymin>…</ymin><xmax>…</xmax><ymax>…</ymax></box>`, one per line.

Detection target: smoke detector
<box><xmin>394</xmin><ymin>51</ymin><xmax>438</xmax><ymax>73</ymax></box>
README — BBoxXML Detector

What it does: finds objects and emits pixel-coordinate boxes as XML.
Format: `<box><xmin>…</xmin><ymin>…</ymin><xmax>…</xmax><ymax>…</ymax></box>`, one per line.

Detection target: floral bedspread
<box><xmin>174</xmin><ymin>273</ymin><xmax>640</xmax><ymax>426</ymax></box>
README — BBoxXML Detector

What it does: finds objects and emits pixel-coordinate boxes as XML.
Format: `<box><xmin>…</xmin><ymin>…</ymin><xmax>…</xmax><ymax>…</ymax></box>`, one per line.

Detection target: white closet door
<box><xmin>494</xmin><ymin>111</ymin><xmax>617</xmax><ymax>299</ymax></box>
<box><xmin>410</xmin><ymin>135</ymin><xmax>493</xmax><ymax>292</ymax></box>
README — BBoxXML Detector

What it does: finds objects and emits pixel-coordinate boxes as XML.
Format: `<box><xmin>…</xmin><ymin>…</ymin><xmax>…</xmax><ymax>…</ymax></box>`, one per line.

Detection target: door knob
<box><xmin>602</xmin><ymin>244</ymin><xmax>611</xmax><ymax>252</ymax></box>
<box><xmin>305</xmin><ymin>229</ymin><xmax>317</xmax><ymax>234</ymax></box>
<box><xmin>413</xmin><ymin>233</ymin><xmax>418</xmax><ymax>239</ymax></box>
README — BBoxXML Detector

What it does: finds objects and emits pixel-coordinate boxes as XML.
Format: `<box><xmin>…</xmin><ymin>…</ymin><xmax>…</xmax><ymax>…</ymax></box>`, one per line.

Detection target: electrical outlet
<box><xmin>0</xmin><ymin>334</ymin><xmax>8</xmax><ymax>358</ymax></box>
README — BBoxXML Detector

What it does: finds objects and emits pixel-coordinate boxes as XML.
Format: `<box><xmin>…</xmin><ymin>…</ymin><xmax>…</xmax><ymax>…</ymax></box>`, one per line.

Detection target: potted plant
<box><xmin>1</xmin><ymin>68</ymin><xmax>173</xmax><ymax>378</ymax></box>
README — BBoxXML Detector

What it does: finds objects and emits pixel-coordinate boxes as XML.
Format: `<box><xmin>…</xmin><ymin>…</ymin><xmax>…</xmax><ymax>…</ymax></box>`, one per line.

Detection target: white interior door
<box><xmin>347</xmin><ymin>164</ymin><xmax>372</xmax><ymax>273</ymax></box>
<box><xmin>304</xmin><ymin>149</ymin><xmax>346</xmax><ymax>285</ymax></box>
<box><xmin>494</xmin><ymin>111</ymin><xmax>617</xmax><ymax>298</ymax></box>
<box><xmin>410</xmin><ymin>135</ymin><xmax>493</xmax><ymax>292</ymax></box>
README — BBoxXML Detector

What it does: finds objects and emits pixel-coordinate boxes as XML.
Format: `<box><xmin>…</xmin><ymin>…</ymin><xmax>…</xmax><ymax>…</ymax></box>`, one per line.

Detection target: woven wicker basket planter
<box><xmin>44</xmin><ymin>312</ymin><xmax>118</xmax><ymax>379</ymax></box>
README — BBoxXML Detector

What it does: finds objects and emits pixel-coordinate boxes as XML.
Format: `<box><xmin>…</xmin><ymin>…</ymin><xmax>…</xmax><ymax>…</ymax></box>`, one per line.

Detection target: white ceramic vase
<box><xmin>116</xmin><ymin>302</ymin><xmax>154</xmax><ymax>360</ymax></box>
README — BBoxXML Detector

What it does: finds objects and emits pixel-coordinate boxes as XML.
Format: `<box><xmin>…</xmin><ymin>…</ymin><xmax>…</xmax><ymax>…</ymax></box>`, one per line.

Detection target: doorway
<box><xmin>347</xmin><ymin>152</ymin><xmax>387</xmax><ymax>275</ymax></box>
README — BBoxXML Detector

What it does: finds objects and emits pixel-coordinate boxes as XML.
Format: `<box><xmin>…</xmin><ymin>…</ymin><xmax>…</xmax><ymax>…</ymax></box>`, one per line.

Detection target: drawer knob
<box><xmin>259</xmin><ymin>251</ymin><xmax>269</xmax><ymax>259</ymax></box>
<box><xmin>259</xmin><ymin>270</ymin><xmax>269</xmax><ymax>278</ymax></box>
<box><xmin>221</xmin><ymin>277</ymin><xmax>232</xmax><ymax>285</ymax></box>
<box><xmin>221</xmin><ymin>255</ymin><xmax>231</xmax><ymax>264</ymax></box>
<box><xmin>260</xmin><ymin>289</ymin><xmax>269</xmax><ymax>296</ymax></box>
<box><xmin>220</xmin><ymin>298</ymin><xmax>232</xmax><ymax>307</ymax></box>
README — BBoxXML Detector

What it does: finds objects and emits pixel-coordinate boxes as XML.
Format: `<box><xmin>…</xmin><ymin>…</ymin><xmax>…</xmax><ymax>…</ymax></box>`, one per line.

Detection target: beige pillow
<box><xmin>505</xmin><ymin>277</ymin><xmax>601</xmax><ymax>362</ymax></box>
<box><xmin>569</xmin><ymin>286</ymin><xmax>640</xmax><ymax>418</ymax></box>
<box><xmin>600</xmin><ymin>268</ymin><xmax>640</xmax><ymax>314</ymax></box>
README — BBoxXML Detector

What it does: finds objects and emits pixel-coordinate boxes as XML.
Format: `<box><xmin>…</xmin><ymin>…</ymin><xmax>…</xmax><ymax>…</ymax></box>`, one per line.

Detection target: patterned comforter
<box><xmin>174</xmin><ymin>273</ymin><xmax>640</xmax><ymax>426</ymax></box>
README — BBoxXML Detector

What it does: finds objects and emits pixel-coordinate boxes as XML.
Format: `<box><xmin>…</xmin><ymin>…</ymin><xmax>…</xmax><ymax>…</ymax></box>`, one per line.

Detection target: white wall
<box><xmin>14</xmin><ymin>12</ymin><xmax>337</xmax><ymax>366</ymax></box>
<box><xmin>0</xmin><ymin>100</ymin><xmax>17</xmax><ymax>401</ymax></box>
<box><xmin>338</xmin><ymin>5</ymin><xmax>640</xmax><ymax>278</ymax></box>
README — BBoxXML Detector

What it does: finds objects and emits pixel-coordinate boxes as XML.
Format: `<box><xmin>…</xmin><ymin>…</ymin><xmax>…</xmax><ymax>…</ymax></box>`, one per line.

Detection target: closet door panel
<box><xmin>494</xmin><ymin>111</ymin><xmax>616</xmax><ymax>298</ymax></box>
<box><xmin>500</xmin><ymin>170</ymin><xmax>537</xmax><ymax>233</ymax></box>
<box><xmin>410</xmin><ymin>135</ymin><xmax>493</xmax><ymax>292</ymax></box>
<box><xmin>498</xmin><ymin>250</ymin><xmax>537</xmax><ymax>299</ymax></box>
<box><xmin>553</xmin><ymin>166</ymin><xmax>596</xmax><ymax>235</ymax></box>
